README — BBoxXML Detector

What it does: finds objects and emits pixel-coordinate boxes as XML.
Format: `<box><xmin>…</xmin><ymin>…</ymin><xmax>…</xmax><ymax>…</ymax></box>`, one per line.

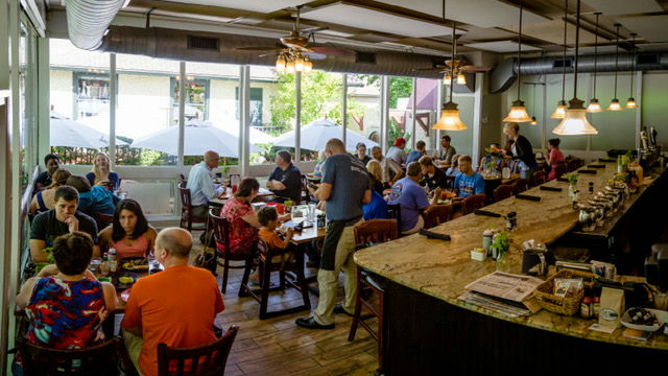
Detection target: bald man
<box><xmin>186</xmin><ymin>150</ymin><xmax>225</xmax><ymax>218</ymax></box>
<box><xmin>121</xmin><ymin>228</ymin><xmax>224</xmax><ymax>376</ymax></box>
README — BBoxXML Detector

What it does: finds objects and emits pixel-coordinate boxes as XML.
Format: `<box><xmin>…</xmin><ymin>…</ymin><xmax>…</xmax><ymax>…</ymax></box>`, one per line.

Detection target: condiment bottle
<box><xmin>588</xmin><ymin>182</ymin><xmax>594</xmax><ymax>194</ymax></box>
<box><xmin>581</xmin><ymin>296</ymin><xmax>593</xmax><ymax>318</ymax></box>
<box><xmin>108</xmin><ymin>248</ymin><xmax>117</xmax><ymax>273</ymax></box>
<box><xmin>593</xmin><ymin>296</ymin><xmax>601</xmax><ymax>317</ymax></box>
<box><xmin>506</xmin><ymin>212</ymin><xmax>517</xmax><ymax>232</ymax></box>
<box><xmin>100</xmin><ymin>253</ymin><xmax>110</xmax><ymax>276</ymax></box>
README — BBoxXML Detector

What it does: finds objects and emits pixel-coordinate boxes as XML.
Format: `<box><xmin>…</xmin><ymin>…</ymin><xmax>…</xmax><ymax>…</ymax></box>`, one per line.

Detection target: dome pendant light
<box><xmin>553</xmin><ymin>0</ymin><xmax>598</xmax><ymax>136</ymax></box>
<box><xmin>625</xmin><ymin>33</ymin><xmax>639</xmax><ymax>109</ymax></box>
<box><xmin>608</xmin><ymin>24</ymin><xmax>622</xmax><ymax>111</ymax></box>
<box><xmin>503</xmin><ymin>0</ymin><xmax>532</xmax><ymax>123</ymax></box>
<box><xmin>552</xmin><ymin>0</ymin><xmax>569</xmax><ymax>119</ymax></box>
<box><xmin>433</xmin><ymin>1</ymin><xmax>467</xmax><ymax>131</ymax></box>
<box><xmin>587</xmin><ymin>12</ymin><xmax>603</xmax><ymax>113</ymax></box>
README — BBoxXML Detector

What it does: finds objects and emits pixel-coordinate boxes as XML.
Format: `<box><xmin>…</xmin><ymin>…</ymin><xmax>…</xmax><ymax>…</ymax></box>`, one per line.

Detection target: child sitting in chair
<box><xmin>257</xmin><ymin>206</ymin><xmax>295</xmax><ymax>264</ymax></box>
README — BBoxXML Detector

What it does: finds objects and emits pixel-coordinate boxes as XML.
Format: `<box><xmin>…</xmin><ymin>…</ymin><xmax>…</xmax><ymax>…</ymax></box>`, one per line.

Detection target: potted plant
<box><xmin>617</xmin><ymin>151</ymin><xmax>631</xmax><ymax>173</ymax></box>
<box><xmin>567</xmin><ymin>173</ymin><xmax>578</xmax><ymax>200</ymax></box>
<box><xmin>491</xmin><ymin>231</ymin><xmax>512</xmax><ymax>272</ymax></box>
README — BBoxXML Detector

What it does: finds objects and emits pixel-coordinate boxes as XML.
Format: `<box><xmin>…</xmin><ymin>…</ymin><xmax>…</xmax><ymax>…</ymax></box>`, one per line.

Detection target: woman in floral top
<box><xmin>219</xmin><ymin>178</ymin><xmax>262</xmax><ymax>257</ymax></box>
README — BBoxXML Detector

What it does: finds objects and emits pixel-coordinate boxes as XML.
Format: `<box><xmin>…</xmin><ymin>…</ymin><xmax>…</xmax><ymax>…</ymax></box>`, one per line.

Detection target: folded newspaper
<box><xmin>458</xmin><ymin>271</ymin><xmax>544</xmax><ymax>317</ymax></box>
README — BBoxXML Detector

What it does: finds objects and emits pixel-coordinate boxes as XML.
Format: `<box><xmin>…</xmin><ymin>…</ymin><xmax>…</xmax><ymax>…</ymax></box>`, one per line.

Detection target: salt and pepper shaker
<box><xmin>506</xmin><ymin>212</ymin><xmax>517</xmax><ymax>232</ymax></box>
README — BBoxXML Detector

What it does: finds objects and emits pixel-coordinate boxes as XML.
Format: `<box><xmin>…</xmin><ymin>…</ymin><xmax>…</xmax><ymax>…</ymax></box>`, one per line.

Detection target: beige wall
<box><xmin>49</xmin><ymin>69</ymin><xmax>72</xmax><ymax>117</ymax></box>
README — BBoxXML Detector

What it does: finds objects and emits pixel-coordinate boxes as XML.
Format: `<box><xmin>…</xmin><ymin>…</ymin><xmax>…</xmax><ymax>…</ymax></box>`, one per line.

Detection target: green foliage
<box><xmin>358</xmin><ymin>75</ymin><xmax>413</xmax><ymax>109</ymax></box>
<box><xmin>492</xmin><ymin>231</ymin><xmax>511</xmax><ymax>256</ymax></box>
<box><xmin>388</xmin><ymin>119</ymin><xmax>410</xmax><ymax>148</ymax></box>
<box><xmin>568</xmin><ymin>173</ymin><xmax>579</xmax><ymax>186</ymax></box>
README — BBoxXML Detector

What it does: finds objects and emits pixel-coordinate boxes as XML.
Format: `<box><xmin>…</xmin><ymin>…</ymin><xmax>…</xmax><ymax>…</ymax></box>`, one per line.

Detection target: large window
<box><xmin>388</xmin><ymin>76</ymin><xmax>414</xmax><ymax>149</ymax></box>
<box><xmin>252</xmin><ymin>65</ymin><xmax>292</xmax><ymax>166</ymax></box>
<box><xmin>347</xmin><ymin>74</ymin><xmax>381</xmax><ymax>146</ymax></box>
<box><xmin>410</xmin><ymin>78</ymin><xmax>440</xmax><ymax>152</ymax></box>
<box><xmin>171</xmin><ymin>77</ymin><xmax>209</xmax><ymax>124</ymax></box>
<box><xmin>299</xmin><ymin>71</ymin><xmax>344</xmax><ymax>161</ymax></box>
<box><xmin>236</xmin><ymin>87</ymin><xmax>263</xmax><ymax>126</ymax></box>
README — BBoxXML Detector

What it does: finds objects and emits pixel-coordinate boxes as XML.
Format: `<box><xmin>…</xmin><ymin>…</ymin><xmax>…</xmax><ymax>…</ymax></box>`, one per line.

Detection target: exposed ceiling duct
<box><xmin>490</xmin><ymin>52</ymin><xmax>668</xmax><ymax>93</ymax></box>
<box><xmin>99</xmin><ymin>26</ymin><xmax>478</xmax><ymax>91</ymax></box>
<box><xmin>65</xmin><ymin>0</ymin><xmax>126</xmax><ymax>50</ymax></box>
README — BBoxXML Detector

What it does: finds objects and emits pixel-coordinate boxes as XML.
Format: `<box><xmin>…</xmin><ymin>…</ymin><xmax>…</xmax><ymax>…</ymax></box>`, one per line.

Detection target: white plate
<box><xmin>621</xmin><ymin>308</ymin><xmax>667</xmax><ymax>332</ymax></box>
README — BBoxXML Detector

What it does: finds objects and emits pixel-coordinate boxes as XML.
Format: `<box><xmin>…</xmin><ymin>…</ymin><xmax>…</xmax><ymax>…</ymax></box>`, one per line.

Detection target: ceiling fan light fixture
<box><xmin>550</xmin><ymin>100</ymin><xmax>567</xmax><ymax>119</ymax></box>
<box><xmin>503</xmin><ymin>100</ymin><xmax>532</xmax><ymax>123</ymax></box>
<box><xmin>443</xmin><ymin>73</ymin><xmax>452</xmax><ymax>85</ymax></box>
<box><xmin>303</xmin><ymin>56</ymin><xmax>313</xmax><ymax>73</ymax></box>
<box><xmin>432</xmin><ymin>101</ymin><xmax>467</xmax><ymax>130</ymax></box>
<box><xmin>456</xmin><ymin>73</ymin><xmax>466</xmax><ymax>85</ymax></box>
<box><xmin>586</xmin><ymin>98</ymin><xmax>603</xmax><ymax>113</ymax></box>
<box><xmin>294</xmin><ymin>54</ymin><xmax>305</xmax><ymax>71</ymax></box>
<box><xmin>285</xmin><ymin>60</ymin><xmax>295</xmax><ymax>74</ymax></box>
<box><xmin>275</xmin><ymin>55</ymin><xmax>286</xmax><ymax>72</ymax></box>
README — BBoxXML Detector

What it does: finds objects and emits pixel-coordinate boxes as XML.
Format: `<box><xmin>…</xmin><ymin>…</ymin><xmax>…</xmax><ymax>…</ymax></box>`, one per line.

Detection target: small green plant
<box><xmin>492</xmin><ymin>231</ymin><xmax>512</xmax><ymax>258</ymax></box>
<box><xmin>485</xmin><ymin>161</ymin><xmax>496</xmax><ymax>171</ymax></box>
<box><xmin>568</xmin><ymin>173</ymin><xmax>579</xmax><ymax>186</ymax></box>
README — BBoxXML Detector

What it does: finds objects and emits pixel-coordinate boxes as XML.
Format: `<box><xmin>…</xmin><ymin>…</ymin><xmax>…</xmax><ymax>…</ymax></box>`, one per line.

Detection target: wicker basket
<box><xmin>534</xmin><ymin>269</ymin><xmax>597</xmax><ymax>315</ymax></box>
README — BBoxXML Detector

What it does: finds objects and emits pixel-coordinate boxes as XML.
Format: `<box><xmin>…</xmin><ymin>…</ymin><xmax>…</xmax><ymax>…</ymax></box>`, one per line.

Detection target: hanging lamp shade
<box><xmin>608</xmin><ymin>98</ymin><xmax>622</xmax><ymax>111</ymax></box>
<box><xmin>456</xmin><ymin>73</ymin><xmax>466</xmax><ymax>85</ymax></box>
<box><xmin>553</xmin><ymin>98</ymin><xmax>598</xmax><ymax>135</ymax></box>
<box><xmin>443</xmin><ymin>73</ymin><xmax>452</xmax><ymax>85</ymax></box>
<box><xmin>625</xmin><ymin>97</ymin><xmax>638</xmax><ymax>109</ymax></box>
<box><xmin>587</xmin><ymin>98</ymin><xmax>603</xmax><ymax>113</ymax></box>
<box><xmin>503</xmin><ymin>99</ymin><xmax>532</xmax><ymax>123</ymax></box>
<box><xmin>530</xmin><ymin>116</ymin><xmax>538</xmax><ymax>125</ymax></box>
<box><xmin>551</xmin><ymin>100</ymin><xmax>567</xmax><ymax>118</ymax></box>
<box><xmin>432</xmin><ymin>101</ymin><xmax>467</xmax><ymax>130</ymax></box>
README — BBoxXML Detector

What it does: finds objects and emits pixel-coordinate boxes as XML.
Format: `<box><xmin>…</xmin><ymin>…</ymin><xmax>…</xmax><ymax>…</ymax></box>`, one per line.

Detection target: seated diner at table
<box><xmin>267</xmin><ymin>149</ymin><xmax>302</xmax><ymax>203</ymax></box>
<box><xmin>86</xmin><ymin>152</ymin><xmax>120</xmax><ymax>190</ymax></box>
<box><xmin>98</xmin><ymin>199</ymin><xmax>157</xmax><ymax>260</ymax></box>
<box><xmin>418</xmin><ymin>156</ymin><xmax>449</xmax><ymax>191</ymax></box>
<box><xmin>386</xmin><ymin>137</ymin><xmax>407</xmax><ymax>166</ymax></box>
<box><xmin>406</xmin><ymin>140</ymin><xmax>427</xmax><ymax>165</ymax></box>
<box><xmin>363</xmin><ymin>176</ymin><xmax>388</xmax><ymax>220</ymax></box>
<box><xmin>433</xmin><ymin>135</ymin><xmax>456</xmax><ymax>163</ymax></box>
<box><xmin>34</xmin><ymin>153</ymin><xmax>61</xmax><ymax>192</ymax></box>
<box><xmin>30</xmin><ymin>186</ymin><xmax>99</xmax><ymax>263</ymax></box>
<box><xmin>453</xmin><ymin>155</ymin><xmax>485</xmax><ymax>198</ymax></box>
<box><xmin>446</xmin><ymin>154</ymin><xmax>461</xmax><ymax>176</ymax></box>
<box><xmin>371</xmin><ymin>146</ymin><xmax>403</xmax><ymax>188</ymax></box>
<box><xmin>365</xmin><ymin>160</ymin><xmax>385</xmax><ymax>194</ymax></box>
<box><xmin>388</xmin><ymin>162</ymin><xmax>441</xmax><ymax>235</ymax></box>
<box><xmin>311</xmin><ymin>149</ymin><xmax>328</xmax><ymax>181</ymax></box>
<box><xmin>355</xmin><ymin>142</ymin><xmax>371</xmax><ymax>166</ymax></box>
<box><xmin>546</xmin><ymin>138</ymin><xmax>565</xmax><ymax>181</ymax></box>
<box><xmin>186</xmin><ymin>150</ymin><xmax>225</xmax><ymax>219</ymax></box>
<box><xmin>67</xmin><ymin>175</ymin><xmax>121</xmax><ymax>217</ymax></box>
<box><xmin>14</xmin><ymin>232</ymin><xmax>117</xmax><ymax>376</ymax></box>
<box><xmin>29</xmin><ymin>168</ymin><xmax>71</xmax><ymax>215</ymax></box>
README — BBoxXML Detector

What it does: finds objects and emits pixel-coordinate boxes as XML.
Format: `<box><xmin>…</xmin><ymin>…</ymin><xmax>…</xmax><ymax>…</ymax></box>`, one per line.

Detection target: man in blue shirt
<box><xmin>406</xmin><ymin>140</ymin><xmax>426</xmax><ymax>165</ymax></box>
<box><xmin>267</xmin><ymin>150</ymin><xmax>302</xmax><ymax>203</ymax></box>
<box><xmin>388</xmin><ymin>162</ymin><xmax>441</xmax><ymax>235</ymax></box>
<box><xmin>453</xmin><ymin>155</ymin><xmax>485</xmax><ymax>198</ymax></box>
<box><xmin>186</xmin><ymin>151</ymin><xmax>225</xmax><ymax>218</ymax></box>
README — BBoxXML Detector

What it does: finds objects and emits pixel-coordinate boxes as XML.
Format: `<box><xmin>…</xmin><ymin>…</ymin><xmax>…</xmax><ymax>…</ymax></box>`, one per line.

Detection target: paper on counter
<box><xmin>464</xmin><ymin>271</ymin><xmax>544</xmax><ymax>303</ymax></box>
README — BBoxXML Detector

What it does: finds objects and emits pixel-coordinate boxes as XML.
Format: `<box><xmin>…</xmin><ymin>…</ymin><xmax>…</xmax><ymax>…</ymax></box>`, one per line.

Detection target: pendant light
<box><xmin>551</xmin><ymin>0</ymin><xmax>568</xmax><ymax>119</ymax></box>
<box><xmin>625</xmin><ymin>33</ymin><xmax>638</xmax><ymax>109</ymax></box>
<box><xmin>503</xmin><ymin>0</ymin><xmax>532</xmax><ymax>123</ymax></box>
<box><xmin>608</xmin><ymin>24</ymin><xmax>622</xmax><ymax>111</ymax></box>
<box><xmin>553</xmin><ymin>0</ymin><xmax>598</xmax><ymax>136</ymax></box>
<box><xmin>433</xmin><ymin>0</ymin><xmax>467</xmax><ymax>131</ymax></box>
<box><xmin>587</xmin><ymin>12</ymin><xmax>603</xmax><ymax>113</ymax></box>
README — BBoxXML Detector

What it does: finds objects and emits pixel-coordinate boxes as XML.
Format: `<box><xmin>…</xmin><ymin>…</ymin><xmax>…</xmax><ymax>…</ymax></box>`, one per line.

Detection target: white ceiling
<box><xmin>580</xmin><ymin>0</ymin><xmax>663</xmax><ymax>16</ymax></box>
<box><xmin>617</xmin><ymin>15</ymin><xmax>668</xmax><ymax>43</ymax></box>
<box><xmin>505</xmin><ymin>20</ymin><xmax>609</xmax><ymax>46</ymax></box>
<box><xmin>465</xmin><ymin>41</ymin><xmax>542</xmax><ymax>53</ymax></box>
<box><xmin>375</xmin><ymin>0</ymin><xmax>549</xmax><ymax>29</ymax></box>
<box><xmin>300</xmin><ymin>2</ymin><xmax>460</xmax><ymax>38</ymax></box>
<box><xmin>169</xmin><ymin>0</ymin><xmax>306</xmax><ymax>14</ymax></box>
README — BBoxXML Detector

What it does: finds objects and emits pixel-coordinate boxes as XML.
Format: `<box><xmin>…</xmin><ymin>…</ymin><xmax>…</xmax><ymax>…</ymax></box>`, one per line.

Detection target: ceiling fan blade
<box><xmin>300</xmin><ymin>26</ymin><xmax>329</xmax><ymax>34</ymax></box>
<box><xmin>310</xmin><ymin>46</ymin><xmax>356</xmax><ymax>56</ymax></box>
<box><xmin>258</xmin><ymin>52</ymin><xmax>281</xmax><ymax>58</ymax></box>
<box><xmin>412</xmin><ymin>67</ymin><xmax>445</xmax><ymax>72</ymax></box>
<box><xmin>460</xmin><ymin>65</ymin><xmax>492</xmax><ymax>72</ymax></box>
<box><xmin>236</xmin><ymin>46</ymin><xmax>284</xmax><ymax>52</ymax></box>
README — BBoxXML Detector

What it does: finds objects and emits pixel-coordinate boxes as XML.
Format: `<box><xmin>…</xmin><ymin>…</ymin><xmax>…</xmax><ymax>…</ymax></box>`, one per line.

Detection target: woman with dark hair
<box><xmin>14</xmin><ymin>232</ymin><xmax>116</xmax><ymax>374</ymax></box>
<box><xmin>29</xmin><ymin>169</ymin><xmax>72</xmax><ymax>215</ymax></box>
<box><xmin>98</xmin><ymin>199</ymin><xmax>157</xmax><ymax>259</ymax></box>
<box><xmin>546</xmin><ymin>138</ymin><xmax>565</xmax><ymax>181</ymax></box>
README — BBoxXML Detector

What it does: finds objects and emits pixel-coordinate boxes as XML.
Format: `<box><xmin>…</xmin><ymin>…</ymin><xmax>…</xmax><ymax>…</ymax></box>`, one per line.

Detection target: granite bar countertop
<box><xmin>355</xmin><ymin>162</ymin><xmax>668</xmax><ymax>350</ymax></box>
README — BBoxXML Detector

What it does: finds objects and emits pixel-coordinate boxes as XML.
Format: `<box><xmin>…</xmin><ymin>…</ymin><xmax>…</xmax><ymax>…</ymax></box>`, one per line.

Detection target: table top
<box><xmin>285</xmin><ymin>218</ymin><xmax>326</xmax><ymax>244</ymax></box>
<box><xmin>355</xmin><ymin>162</ymin><xmax>668</xmax><ymax>350</ymax></box>
<box><xmin>210</xmin><ymin>187</ymin><xmax>273</xmax><ymax>205</ymax></box>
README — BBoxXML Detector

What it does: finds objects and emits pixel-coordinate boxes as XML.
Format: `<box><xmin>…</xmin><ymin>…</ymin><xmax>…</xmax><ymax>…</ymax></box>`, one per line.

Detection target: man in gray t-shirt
<box><xmin>296</xmin><ymin>138</ymin><xmax>371</xmax><ymax>330</ymax></box>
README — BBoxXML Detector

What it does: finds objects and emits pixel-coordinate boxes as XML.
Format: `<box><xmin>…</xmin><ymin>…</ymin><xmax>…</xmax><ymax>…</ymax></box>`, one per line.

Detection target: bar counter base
<box><xmin>382</xmin><ymin>280</ymin><xmax>666</xmax><ymax>375</ymax></box>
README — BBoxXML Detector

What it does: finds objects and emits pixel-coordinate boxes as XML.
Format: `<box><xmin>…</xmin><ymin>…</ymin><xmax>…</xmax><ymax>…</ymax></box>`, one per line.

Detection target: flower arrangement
<box><xmin>491</xmin><ymin>231</ymin><xmax>512</xmax><ymax>259</ymax></box>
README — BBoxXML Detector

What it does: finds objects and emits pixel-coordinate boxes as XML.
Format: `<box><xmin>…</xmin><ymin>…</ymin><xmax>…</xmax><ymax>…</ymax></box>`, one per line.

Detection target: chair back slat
<box><xmin>157</xmin><ymin>325</ymin><xmax>239</xmax><ymax>376</ymax></box>
<box><xmin>178</xmin><ymin>181</ymin><xmax>193</xmax><ymax>210</ymax></box>
<box><xmin>462</xmin><ymin>193</ymin><xmax>487</xmax><ymax>215</ymax></box>
<box><xmin>533</xmin><ymin>170</ymin><xmax>546</xmax><ymax>185</ymax></box>
<box><xmin>354</xmin><ymin>219</ymin><xmax>398</xmax><ymax>250</ymax></box>
<box><xmin>209</xmin><ymin>208</ymin><xmax>230</xmax><ymax>251</ymax></box>
<box><xmin>513</xmin><ymin>178</ymin><xmax>530</xmax><ymax>194</ymax></box>
<box><xmin>555</xmin><ymin>162</ymin><xmax>568</xmax><ymax>179</ymax></box>
<box><xmin>386</xmin><ymin>204</ymin><xmax>402</xmax><ymax>236</ymax></box>
<box><xmin>18</xmin><ymin>337</ymin><xmax>120</xmax><ymax>376</ymax></box>
<box><xmin>422</xmin><ymin>204</ymin><xmax>453</xmax><ymax>229</ymax></box>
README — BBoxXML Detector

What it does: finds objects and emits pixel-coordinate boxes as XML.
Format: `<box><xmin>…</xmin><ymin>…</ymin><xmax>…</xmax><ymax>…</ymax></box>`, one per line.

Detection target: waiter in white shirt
<box><xmin>186</xmin><ymin>150</ymin><xmax>225</xmax><ymax>218</ymax></box>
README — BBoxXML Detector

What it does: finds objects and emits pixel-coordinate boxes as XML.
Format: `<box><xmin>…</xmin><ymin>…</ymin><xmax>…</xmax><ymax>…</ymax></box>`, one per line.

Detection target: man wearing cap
<box><xmin>386</xmin><ymin>137</ymin><xmax>407</xmax><ymax>166</ymax></box>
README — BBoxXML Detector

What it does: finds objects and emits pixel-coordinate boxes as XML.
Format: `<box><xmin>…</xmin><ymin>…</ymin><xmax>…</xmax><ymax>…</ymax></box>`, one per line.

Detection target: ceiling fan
<box><xmin>416</xmin><ymin>31</ymin><xmax>492</xmax><ymax>85</ymax></box>
<box><xmin>236</xmin><ymin>6</ymin><xmax>355</xmax><ymax>73</ymax></box>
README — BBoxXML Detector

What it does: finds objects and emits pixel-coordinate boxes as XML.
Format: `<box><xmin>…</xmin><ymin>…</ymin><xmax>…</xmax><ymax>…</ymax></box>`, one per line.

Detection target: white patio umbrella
<box><xmin>50</xmin><ymin>112</ymin><xmax>128</xmax><ymax>149</ymax></box>
<box><xmin>218</xmin><ymin>124</ymin><xmax>276</xmax><ymax>144</ymax></box>
<box><xmin>273</xmin><ymin>118</ymin><xmax>379</xmax><ymax>151</ymax></box>
<box><xmin>131</xmin><ymin>119</ymin><xmax>260</xmax><ymax>158</ymax></box>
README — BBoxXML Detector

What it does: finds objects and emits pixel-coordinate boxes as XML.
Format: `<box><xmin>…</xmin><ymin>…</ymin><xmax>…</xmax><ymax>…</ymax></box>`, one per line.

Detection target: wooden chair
<box><xmin>209</xmin><ymin>208</ymin><xmax>257</xmax><ymax>296</ymax></box>
<box><xmin>349</xmin><ymin>219</ymin><xmax>398</xmax><ymax>373</ymax></box>
<box><xmin>422</xmin><ymin>204</ymin><xmax>453</xmax><ymax>229</ymax></box>
<box><xmin>179</xmin><ymin>173</ymin><xmax>187</xmax><ymax>185</ymax></box>
<box><xmin>493</xmin><ymin>184</ymin><xmax>514</xmax><ymax>202</ymax></box>
<box><xmin>300</xmin><ymin>174</ymin><xmax>313</xmax><ymax>204</ymax></box>
<box><xmin>386</xmin><ymin>204</ymin><xmax>402</xmax><ymax>236</ymax></box>
<box><xmin>567</xmin><ymin>158</ymin><xmax>583</xmax><ymax>172</ymax></box>
<box><xmin>91</xmin><ymin>212</ymin><xmax>114</xmax><ymax>231</ymax></box>
<box><xmin>533</xmin><ymin>170</ymin><xmax>547</xmax><ymax>186</ymax></box>
<box><xmin>18</xmin><ymin>337</ymin><xmax>120</xmax><ymax>376</ymax></box>
<box><xmin>178</xmin><ymin>181</ymin><xmax>208</xmax><ymax>232</ymax></box>
<box><xmin>555</xmin><ymin>162</ymin><xmax>568</xmax><ymax>179</ymax></box>
<box><xmin>157</xmin><ymin>325</ymin><xmax>239</xmax><ymax>376</ymax></box>
<box><xmin>513</xmin><ymin>178</ymin><xmax>530</xmax><ymax>194</ymax></box>
<box><xmin>461</xmin><ymin>193</ymin><xmax>487</xmax><ymax>215</ymax></box>
<box><xmin>243</xmin><ymin>239</ymin><xmax>311</xmax><ymax>319</ymax></box>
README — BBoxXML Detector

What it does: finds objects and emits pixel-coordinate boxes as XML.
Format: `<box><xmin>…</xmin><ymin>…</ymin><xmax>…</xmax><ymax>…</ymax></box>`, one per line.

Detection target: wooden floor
<box><xmin>206</xmin><ymin>248</ymin><xmax>380</xmax><ymax>376</ymax></box>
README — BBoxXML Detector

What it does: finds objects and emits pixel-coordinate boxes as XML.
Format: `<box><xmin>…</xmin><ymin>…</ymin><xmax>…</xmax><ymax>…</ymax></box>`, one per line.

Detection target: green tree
<box><xmin>359</xmin><ymin>75</ymin><xmax>413</xmax><ymax>109</ymax></box>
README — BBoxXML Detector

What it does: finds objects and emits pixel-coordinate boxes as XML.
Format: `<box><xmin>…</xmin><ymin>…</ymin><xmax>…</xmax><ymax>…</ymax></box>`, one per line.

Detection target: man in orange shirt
<box><xmin>121</xmin><ymin>227</ymin><xmax>224</xmax><ymax>376</ymax></box>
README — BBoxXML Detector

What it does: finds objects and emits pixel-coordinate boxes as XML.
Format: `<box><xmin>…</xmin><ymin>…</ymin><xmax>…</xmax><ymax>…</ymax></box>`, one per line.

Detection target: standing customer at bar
<box><xmin>453</xmin><ymin>155</ymin><xmax>485</xmax><ymax>198</ymax></box>
<box><xmin>502</xmin><ymin>122</ymin><xmax>537</xmax><ymax>177</ymax></box>
<box><xmin>186</xmin><ymin>150</ymin><xmax>225</xmax><ymax>219</ymax></box>
<box><xmin>296</xmin><ymin>138</ymin><xmax>371</xmax><ymax>329</ymax></box>
<box><xmin>388</xmin><ymin>162</ymin><xmax>441</xmax><ymax>235</ymax></box>
<box><xmin>121</xmin><ymin>228</ymin><xmax>224</xmax><ymax>376</ymax></box>
<box><xmin>267</xmin><ymin>149</ymin><xmax>302</xmax><ymax>203</ymax></box>
<box><xmin>386</xmin><ymin>137</ymin><xmax>407</xmax><ymax>166</ymax></box>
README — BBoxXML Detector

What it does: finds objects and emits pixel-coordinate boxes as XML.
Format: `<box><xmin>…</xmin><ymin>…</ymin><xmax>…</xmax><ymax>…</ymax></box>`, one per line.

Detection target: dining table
<box><xmin>209</xmin><ymin>187</ymin><xmax>274</xmax><ymax>206</ymax></box>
